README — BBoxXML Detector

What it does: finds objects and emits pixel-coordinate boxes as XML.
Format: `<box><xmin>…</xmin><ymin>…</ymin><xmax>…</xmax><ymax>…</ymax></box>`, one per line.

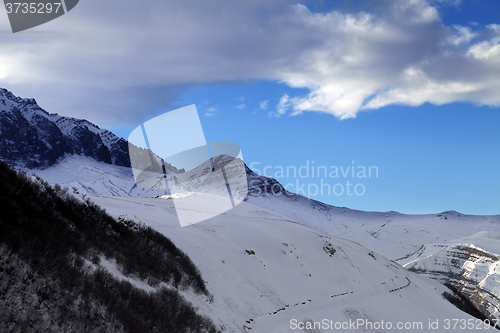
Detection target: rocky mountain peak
<box><xmin>0</xmin><ymin>88</ymin><xmax>131</xmax><ymax>169</ymax></box>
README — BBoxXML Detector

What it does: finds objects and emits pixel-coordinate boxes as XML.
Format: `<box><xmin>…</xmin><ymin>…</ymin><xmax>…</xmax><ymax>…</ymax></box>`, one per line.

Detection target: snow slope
<box><xmin>27</xmin><ymin>154</ymin><xmax>169</xmax><ymax>197</ymax></box>
<box><xmin>27</xmin><ymin>153</ymin><xmax>247</xmax><ymax>201</ymax></box>
<box><xmin>28</xmin><ymin>155</ymin><xmax>500</xmax><ymax>323</ymax></box>
<box><xmin>85</xmin><ymin>193</ymin><xmax>487</xmax><ymax>333</ymax></box>
<box><xmin>246</xmin><ymin>190</ymin><xmax>500</xmax><ymax>322</ymax></box>
<box><xmin>245</xmin><ymin>193</ymin><xmax>499</xmax><ymax>260</ymax></box>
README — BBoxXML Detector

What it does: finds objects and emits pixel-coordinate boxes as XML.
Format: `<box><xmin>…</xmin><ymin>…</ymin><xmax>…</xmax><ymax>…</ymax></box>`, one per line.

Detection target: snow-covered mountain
<box><xmin>2</xmin><ymin>87</ymin><xmax>499</xmax><ymax>328</ymax></box>
<box><xmin>30</xmin><ymin>154</ymin><xmax>171</xmax><ymax>197</ymax></box>
<box><xmin>30</xmin><ymin>153</ymin><xmax>500</xmax><ymax>326</ymax></box>
<box><xmin>400</xmin><ymin>235</ymin><xmax>500</xmax><ymax>323</ymax></box>
<box><xmin>245</xmin><ymin>185</ymin><xmax>500</xmax><ymax>323</ymax></box>
<box><xmin>244</xmin><ymin>169</ymin><xmax>500</xmax><ymax>323</ymax></box>
<box><xmin>85</xmin><ymin>192</ymin><xmax>486</xmax><ymax>333</ymax></box>
<box><xmin>0</xmin><ymin>87</ymin><xmax>135</xmax><ymax>168</ymax></box>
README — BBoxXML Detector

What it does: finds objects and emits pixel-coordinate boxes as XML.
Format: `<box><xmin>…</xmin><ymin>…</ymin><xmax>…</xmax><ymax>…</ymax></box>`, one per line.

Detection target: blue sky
<box><xmin>111</xmin><ymin>79</ymin><xmax>499</xmax><ymax>215</ymax></box>
<box><xmin>1</xmin><ymin>0</ymin><xmax>499</xmax><ymax>214</ymax></box>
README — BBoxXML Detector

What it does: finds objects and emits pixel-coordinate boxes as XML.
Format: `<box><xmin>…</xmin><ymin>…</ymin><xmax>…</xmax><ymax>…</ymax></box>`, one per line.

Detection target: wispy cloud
<box><xmin>259</xmin><ymin>100</ymin><xmax>269</xmax><ymax>110</ymax></box>
<box><xmin>448</xmin><ymin>25</ymin><xmax>477</xmax><ymax>46</ymax></box>
<box><xmin>204</xmin><ymin>105</ymin><xmax>217</xmax><ymax>117</ymax></box>
<box><xmin>271</xmin><ymin>94</ymin><xmax>290</xmax><ymax>117</ymax></box>
<box><xmin>236</xmin><ymin>103</ymin><xmax>246</xmax><ymax>109</ymax></box>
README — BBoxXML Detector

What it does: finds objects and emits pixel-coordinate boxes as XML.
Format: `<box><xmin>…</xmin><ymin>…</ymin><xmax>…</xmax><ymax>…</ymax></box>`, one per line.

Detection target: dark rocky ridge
<box><xmin>0</xmin><ymin>88</ymin><xmax>131</xmax><ymax>169</ymax></box>
<box><xmin>406</xmin><ymin>244</ymin><xmax>500</xmax><ymax>325</ymax></box>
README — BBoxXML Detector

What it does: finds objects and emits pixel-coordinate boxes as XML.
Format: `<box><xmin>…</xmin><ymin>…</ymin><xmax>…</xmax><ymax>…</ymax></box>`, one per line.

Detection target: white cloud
<box><xmin>275</xmin><ymin>2</ymin><xmax>500</xmax><ymax>118</ymax></box>
<box><xmin>360</xmin><ymin>23</ymin><xmax>500</xmax><ymax>111</ymax></box>
<box><xmin>205</xmin><ymin>106</ymin><xmax>217</xmax><ymax>116</ymax></box>
<box><xmin>467</xmin><ymin>24</ymin><xmax>500</xmax><ymax>61</ymax></box>
<box><xmin>236</xmin><ymin>103</ymin><xmax>245</xmax><ymax>109</ymax></box>
<box><xmin>448</xmin><ymin>25</ymin><xmax>477</xmax><ymax>45</ymax></box>
<box><xmin>0</xmin><ymin>0</ymin><xmax>499</xmax><ymax>124</ymax></box>
<box><xmin>272</xmin><ymin>94</ymin><xmax>290</xmax><ymax>117</ymax></box>
<box><xmin>259</xmin><ymin>100</ymin><xmax>269</xmax><ymax>110</ymax></box>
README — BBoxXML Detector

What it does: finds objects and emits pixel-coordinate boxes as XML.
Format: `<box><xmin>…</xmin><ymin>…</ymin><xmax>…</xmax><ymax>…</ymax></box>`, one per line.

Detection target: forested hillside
<box><xmin>0</xmin><ymin>161</ymin><xmax>219</xmax><ymax>333</ymax></box>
